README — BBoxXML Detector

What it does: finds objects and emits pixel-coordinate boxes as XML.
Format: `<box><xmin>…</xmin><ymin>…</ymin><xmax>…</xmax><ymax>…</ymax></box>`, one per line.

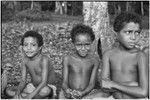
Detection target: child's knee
<box><xmin>39</xmin><ymin>86</ymin><xmax>51</xmax><ymax>97</ymax></box>
<box><xmin>59</xmin><ymin>89</ymin><xmax>67</xmax><ymax>99</ymax></box>
<box><xmin>5</xmin><ymin>88</ymin><xmax>16</xmax><ymax>97</ymax></box>
<box><xmin>24</xmin><ymin>83</ymin><xmax>35</xmax><ymax>93</ymax></box>
<box><xmin>21</xmin><ymin>92</ymin><xmax>28</xmax><ymax>98</ymax></box>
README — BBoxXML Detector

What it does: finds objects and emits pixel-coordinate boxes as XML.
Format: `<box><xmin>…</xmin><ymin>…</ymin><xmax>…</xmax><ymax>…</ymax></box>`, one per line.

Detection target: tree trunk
<box><xmin>126</xmin><ymin>1</ymin><xmax>129</xmax><ymax>11</ymax></box>
<box><xmin>126</xmin><ymin>2</ymin><xmax>133</xmax><ymax>12</ymax></box>
<box><xmin>141</xmin><ymin>1</ymin><xmax>144</xmax><ymax>16</ymax></box>
<box><xmin>83</xmin><ymin>2</ymin><xmax>114</xmax><ymax>57</ymax></box>
<box><xmin>55</xmin><ymin>1</ymin><xmax>63</xmax><ymax>14</ymax></box>
<box><xmin>31</xmin><ymin>0</ymin><xmax>34</xmax><ymax>10</ymax></box>
<box><xmin>62</xmin><ymin>1</ymin><xmax>67</xmax><ymax>15</ymax></box>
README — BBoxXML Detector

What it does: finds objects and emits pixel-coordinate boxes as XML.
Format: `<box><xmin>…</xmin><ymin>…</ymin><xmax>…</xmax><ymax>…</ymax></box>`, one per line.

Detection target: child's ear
<box><xmin>19</xmin><ymin>46</ymin><xmax>23</xmax><ymax>51</ymax></box>
<box><xmin>39</xmin><ymin>46</ymin><xmax>42</xmax><ymax>50</ymax></box>
<box><xmin>113</xmin><ymin>31</ymin><xmax>119</xmax><ymax>42</ymax></box>
<box><xmin>19</xmin><ymin>46</ymin><xmax>25</xmax><ymax>57</ymax></box>
<box><xmin>39</xmin><ymin>46</ymin><xmax>43</xmax><ymax>52</ymax></box>
<box><xmin>114</xmin><ymin>31</ymin><xmax>118</xmax><ymax>37</ymax></box>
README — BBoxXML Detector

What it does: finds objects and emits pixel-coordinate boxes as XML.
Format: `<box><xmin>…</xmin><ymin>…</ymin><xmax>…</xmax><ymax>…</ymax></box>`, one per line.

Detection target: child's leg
<box><xmin>23</xmin><ymin>83</ymin><xmax>35</xmax><ymax>93</ymax></box>
<box><xmin>5</xmin><ymin>87</ymin><xmax>16</xmax><ymax>97</ymax></box>
<box><xmin>38</xmin><ymin>86</ymin><xmax>52</xmax><ymax>98</ymax></box>
<box><xmin>59</xmin><ymin>89</ymin><xmax>67</xmax><ymax>99</ymax></box>
<box><xmin>21</xmin><ymin>83</ymin><xmax>53</xmax><ymax>99</ymax></box>
<box><xmin>83</xmin><ymin>89</ymin><xmax>111</xmax><ymax>99</ymax></box>
<box><xmin>21</xmin><ymin>83</ymin><xmax>35</xmax><ymax>98</ymax></box>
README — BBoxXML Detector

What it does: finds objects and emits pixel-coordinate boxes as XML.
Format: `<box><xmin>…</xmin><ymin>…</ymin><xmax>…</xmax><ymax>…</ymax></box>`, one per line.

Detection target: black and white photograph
<box><xmin>1</xmin><ymin>1</ymin><xmax>149</xmax><ymax>99</ymax></box>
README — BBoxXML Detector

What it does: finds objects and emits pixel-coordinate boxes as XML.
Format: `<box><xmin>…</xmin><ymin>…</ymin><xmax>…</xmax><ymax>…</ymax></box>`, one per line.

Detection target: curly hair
<box><xmin>113</xmin><ymin>12</ymin><xmax>142</xmax><ymax>33</ymax></box>
<box><xmin>21</xmin><ymin>31</ymin><xmax>43</xmax><ymax>47</ymax></box>
<box><xmin>71</xmin><ymin>24</ymin><xmax>95</xmax><ymax>43</ymax></box>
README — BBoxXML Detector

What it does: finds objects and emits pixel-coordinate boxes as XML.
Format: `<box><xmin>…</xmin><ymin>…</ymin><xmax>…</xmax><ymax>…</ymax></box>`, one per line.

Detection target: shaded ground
<box><xmin>2</xmin><ymin>13</ymin><xmax>148</xmax><ymax>29</ymax></box>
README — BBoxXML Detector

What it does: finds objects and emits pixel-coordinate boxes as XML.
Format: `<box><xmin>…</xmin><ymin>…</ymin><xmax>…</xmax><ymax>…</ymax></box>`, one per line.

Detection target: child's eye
<box><xmin>32</xmin><ymin>44</ymin><xmax>37</xmax><ymax>46</ymax></box>
<box><xmin>135</xmin><ymin>31</ymin><xmax>140</xmax><ymax>35</ymax></box>
<box><xmin>85</xmin><ymin>44</ymin><xmax>90</xmax><ymax>47</ymax></box>
<box><xmin>23</xmin><ymin>43</ymin><xmax>28</xmax><ymax>47</ymax></box>
<box><xmin>76</xmin><ymin>44</ymin><xmax>82</xmax><ymax>46</ymax></box>
<box><xmin>125</xmin><ymin>31</ymin><xmax>132</xmax><ymax>34</ymax></box>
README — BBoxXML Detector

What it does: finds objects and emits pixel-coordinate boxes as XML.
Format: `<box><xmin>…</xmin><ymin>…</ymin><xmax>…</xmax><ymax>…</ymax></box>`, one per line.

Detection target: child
<box><xmin>1</xmin><ymin>68</ymin><xmax>9</xmax><ymax>99</ymax></box>
<box><xmin>101</xmin><ymin>12</ymin><xmax>148</xmax><ymax>99</ymax></box>
<box><xmin>6</xmin><ymin>31</ymin><xmax>56</xmax><ymax>99</ymax></box>
<box><xmin>59</xmin><ymin>24</ymin><xmax>110</xmax><ymax>99</ymax></box>
<box><xmin>143</xmin><ymin>46</ymin><xmax>149</xmax><ymax>60</ymax></box>
<box><xmin>143</xmin><ymin>46</ymin><xmax>149</xmax><ymax>98</ymax></box>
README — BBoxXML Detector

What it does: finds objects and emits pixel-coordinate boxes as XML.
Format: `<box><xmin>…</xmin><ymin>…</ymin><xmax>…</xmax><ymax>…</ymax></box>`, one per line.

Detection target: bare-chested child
<box><xmin>143</xmin><ymin>46</ymin><xmax>149</xmax><ymax>98</ymax></box>
<box><xmin>101</xmin><ymin>12</ymin><xmax>148</xmax><ymax>99</ymax></box>
<box><xmin>143</xmin><ymin>46</ymin><xmax>149</xmax><ymax>60</ymax></box>
<box><xmin>59</xmin><ymin>24</ymin><xmax>110</xmax><ymax>99</ymax></box>
<box><xmin>5</xmin><ymin>31</ymin><xmax>56</xmax><ymax>99</ymax></box>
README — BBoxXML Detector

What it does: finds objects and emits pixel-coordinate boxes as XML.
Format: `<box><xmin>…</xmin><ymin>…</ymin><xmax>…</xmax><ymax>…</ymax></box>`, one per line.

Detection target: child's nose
<box><xmin>131</xmin><ymin>33</ymin><xmax>136</xmax><ymax>40</ymax></box>
<box><xmin>81</xmin><ymin>46</ymin><xmax>86</xmax><ymax>50</ymax></box>
<box><xmin>27</xmin><ymin>45</ymin><xmax>31</xmax><ymax>50</ymax></box>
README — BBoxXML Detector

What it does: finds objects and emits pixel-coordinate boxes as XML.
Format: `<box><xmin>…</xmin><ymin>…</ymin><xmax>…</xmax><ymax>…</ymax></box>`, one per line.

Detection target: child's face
<box><xmin>74</xmin><ymin>34</ymin><xmax>92</xmax><ymax>57</ymax></box>
<box><xmin>22</xmin><ymin>37</ymin><xmax>41</xmax><ymax>58</ymax></box>
<box><xmin>118</xmin><ymin>22</ymin><xmax>141</xmax><ymax>49</ymax></box>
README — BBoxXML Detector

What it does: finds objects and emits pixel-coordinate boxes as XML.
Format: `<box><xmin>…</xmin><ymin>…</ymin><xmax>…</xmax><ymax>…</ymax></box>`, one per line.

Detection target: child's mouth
<box><xmin>26</xmin><ymin>51</ymin><xmax>34</xmax><ymax>55</ymax></box>
<box><xmin>128</xmin><ymin>42</ymin><xmax>136</xmax><ymax>46</ymax></box>
<box><xmin>79</xmin><ymin>51</ymin><xmax>87</xmax><ymax>55</ymax></box>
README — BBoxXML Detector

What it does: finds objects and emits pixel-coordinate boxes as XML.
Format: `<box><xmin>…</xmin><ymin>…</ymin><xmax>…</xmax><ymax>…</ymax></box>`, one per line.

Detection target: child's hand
<box><xmin>13</xmin><ymin>94</ymin><xmax>22</xmax><ymax>99</ymax></box>
<box><xmin>64</xmin><ymin>88</ymin><xmax>72</xmax><ymax>98</ymax></box>
<box><xmin>13</xmin><ymin>95</ymin><xmax>18</xmax><ymax>99</ymax></box>
<box><xmin>66</xmin><ymin>88</ymin><xmax>72</xmax><ymax>94</ymax></box>
<box><xmin>22</xmin><ymin>95</ymin><xmax>33</xmax><ymax>99</ymax></box>
<box><xmin>102</xmin><ymin>79</ymin><xmax>114</xmax><ymax>89</ymax></box>
<box><xmin>71</xmin><ymin>90</ymin><xmax>82</xmax><ymax>99</ymax></box>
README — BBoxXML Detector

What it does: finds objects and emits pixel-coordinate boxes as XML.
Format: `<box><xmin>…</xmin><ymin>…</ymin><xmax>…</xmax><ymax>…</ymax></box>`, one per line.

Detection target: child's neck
<box><xmin>74</xmin><ymin>52</ymin><xmax>91</xmax><ymax>59</ymax></box>
<box><xmin>26</xmin><ymin>52</ymin><xmax>42</xmax><ymax>61</ymax></box>
<box><xmin>118</xmin><ymin>44</ymin><xmax>138</xmax><ymax>53</ymax></box>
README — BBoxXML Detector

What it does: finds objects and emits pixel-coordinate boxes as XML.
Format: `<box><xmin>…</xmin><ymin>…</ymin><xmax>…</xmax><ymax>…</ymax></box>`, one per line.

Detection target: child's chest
<box><xmin>69</xmin><ymin>58</ymin><xmax>94</xmax><ymax>73</ymax></box>
<box><xmin>26</xmin><ymin>60</ymin><xmax>43</xmax><ymax>76</ymax></box>
<box><xmin>110</xmin><ymin>52</ymin><xmax>137</xmax><ymax>72</ymax></box>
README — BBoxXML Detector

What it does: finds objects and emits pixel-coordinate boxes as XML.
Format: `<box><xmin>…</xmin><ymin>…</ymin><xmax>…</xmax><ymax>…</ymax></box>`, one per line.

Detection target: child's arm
<box><xmin>80</xmin><ymin>57</ymin><xmax>99</xmax><ymax>97</ymax></box>
<box><xmin>101</xmin><ymin>50</ymin><xmax>116</xmax><ymax>93</ymax></box>
<box><xmin>24</xmin><ymin>57</ymin><xmax>49</xmax><ymax>99</ymax></box>
<box><xmin>62</xmin><ymin>56</ymin><xmax>69</xmax><ymax>90</ymax></box>
<box><xmin>62</xmin><ymin>56</ymin><xmax>70</xmax><ymax>95</ymax></box>
<box><xmin>101</xmin><ymin>50</ymin><xmax>111</xmax><ymax>80</ymax></box>
<box><xmin>103</xmin><ymin>52</ymin><xmax>148</xmax><ymax>98</ymax></box>
<box><xmin>16</xmin><ymin>61</ymin><xmax>27</xmax><ymax>96</ymax></box>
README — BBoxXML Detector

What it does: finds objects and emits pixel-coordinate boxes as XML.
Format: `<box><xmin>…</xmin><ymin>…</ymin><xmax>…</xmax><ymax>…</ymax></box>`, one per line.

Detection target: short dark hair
<box><xmin>21</xmin><ymin>31</ymin><xmax>43</xmax><ymax>47</ymax></box>
<box><xmin>113</xmin><ymin>12</ymin><xmax>142</xmax><ymax>33</ymax></box>
<box><xmin>71</xmin><ymin>24</ymin><xmax>95</xmax><ymax>43</ymax></box>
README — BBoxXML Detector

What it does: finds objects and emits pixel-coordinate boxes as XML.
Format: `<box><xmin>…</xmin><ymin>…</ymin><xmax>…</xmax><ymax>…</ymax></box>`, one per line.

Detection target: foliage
<box><xmin>2</xmin><ymin>8</ymin><xmax>14</xmax><ymax>22</ymax></box>
<box><xmin>15</xmin><ymin>9</ymin><xmax>52</xmax><ymax>21</ymax></box>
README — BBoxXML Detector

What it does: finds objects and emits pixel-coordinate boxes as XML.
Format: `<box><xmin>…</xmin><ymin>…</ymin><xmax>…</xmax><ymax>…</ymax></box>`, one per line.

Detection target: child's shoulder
<box><xmin>142</xmin><ymin>46</ymin><xmax>149</xmax><ymax>53</ymax></box>
<box><xmin>136</xmin><ymin>49</ymin><xmax>147</xmax><ymax>58</ymax></box>
<box><xmin>41</xmin><ymin>54</ymin><xmax>50</xmax><ymax>61</ymax></box>
<box><xmin>62</xmin><ymin>54</ymin><xmax>72</xmax><ymax>61</ymax></box>
<box><xmin>103</xmin><ymin>48</ymin><xmax>116</xmax><ymax>56</ymax></box>
<box><xmin>90</xmin><ymin>53</ymin><xmax>100</xmax><ymax>60</ymax></box>
<box><xmin>92</xmin><ymin>54</ymin><xmax>101</xmax><ymax>64</ymax></box>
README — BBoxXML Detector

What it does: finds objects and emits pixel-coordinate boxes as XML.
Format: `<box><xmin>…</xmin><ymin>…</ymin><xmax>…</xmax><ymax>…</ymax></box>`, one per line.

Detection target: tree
<box><xmin>55</xmin><ymin>1</ymin><xmax>63</xmax><ymax>14</ymax></box>
<box><xmin>141</xmin><ymin>1</ymin><xmax>144</xmax><ymax>16</ymax></box>
<box><xmin>31</xmin><ymin>0</ymin><xmax>34</xmax><ymax>10</ymax></box>
<box><xmin>83</xmin><ymin>2</ymin><xmax>115</xmax><ymax>58</ymax></box>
